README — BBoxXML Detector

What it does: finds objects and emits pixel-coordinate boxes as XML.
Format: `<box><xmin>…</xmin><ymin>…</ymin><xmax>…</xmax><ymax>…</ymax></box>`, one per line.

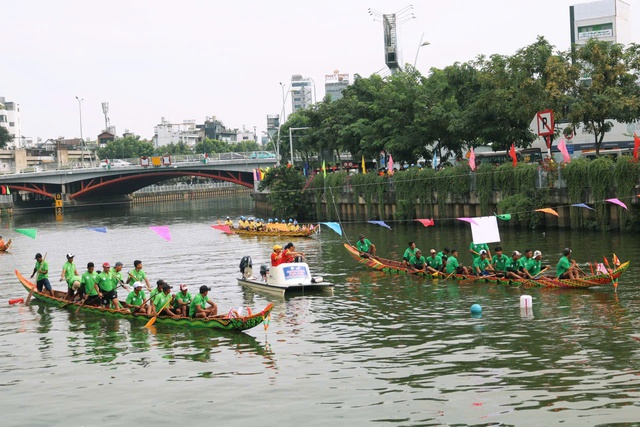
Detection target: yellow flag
<box><xmin>361</xmin><ymin>155</ymin><xmax>366</xmax><ymax>174</ymax></box>
<box><xmin>322</xmin><ymin>160</ymin><xmax>326</xmax><ymax>178</ymax></box>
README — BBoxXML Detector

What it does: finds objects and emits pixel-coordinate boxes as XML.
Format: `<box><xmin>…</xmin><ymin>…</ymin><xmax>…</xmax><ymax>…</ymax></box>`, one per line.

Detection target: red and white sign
<box><xmin>536</xmin><ymin>110</ymin><xmax>554</xmax><ymax>136</ymax></box>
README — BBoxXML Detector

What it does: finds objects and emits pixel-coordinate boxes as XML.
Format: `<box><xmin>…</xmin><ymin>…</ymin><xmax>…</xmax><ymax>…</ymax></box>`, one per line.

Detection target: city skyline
<box><xmin>2</xmin><ymin>0</ymin><xmax>639</xmax><ymax>143</ymax></box>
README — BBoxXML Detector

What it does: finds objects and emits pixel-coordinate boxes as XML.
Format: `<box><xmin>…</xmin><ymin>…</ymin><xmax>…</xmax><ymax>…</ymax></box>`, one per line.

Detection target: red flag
<box><xmin>509</xmin><ymin>144</ymin><xmax>517</xmax><ymax>167</ymax></box>
<box><xmin>612</xmin><ymin>253</ymin><xmax>621</xmax><ymax>266</ymax></box>
<box><xmin>468</xmin><ymin>147</ymin><xmax>476</xmax><ymax>171</ymax></box>
<box><xmin>1</xmin><ymin>186</ymin><xmax>5</xmax><ymax>195</ymax></box>
<box><xmin>415</xmin><ymin>218</ymin><xmax>435</xmax><ymax>227</ymax></box>
<box><xmin>634</xmin><ymin>133</ymin><xmax>640</xmax><ymax>161</ymax></box>
<box><xmin>558</xmin><ymin>137</ymin><xmax>571</xmax><ymax>163</ymax></box>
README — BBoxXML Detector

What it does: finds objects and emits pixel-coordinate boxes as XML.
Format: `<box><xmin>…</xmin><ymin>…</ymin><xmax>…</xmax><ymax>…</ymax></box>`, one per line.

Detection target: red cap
<box><xmin>102</xmin><ymin>262</ymin><xmax>111</xmax><ymax>268</ymax></box>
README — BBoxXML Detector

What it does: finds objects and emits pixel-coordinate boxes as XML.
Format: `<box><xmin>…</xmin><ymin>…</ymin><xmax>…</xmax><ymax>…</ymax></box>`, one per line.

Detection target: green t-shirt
<box><xmin>113</xmin><ymin>270</ymin><xmax>124</xmax><ymax>284</ymax></box>
<box><xmin>505</xmin><ymin>257</ymin><xmax>519</xmax><ymax>272</ymax></box>
<box><xmin>34</xmin><ymin>260</ymin><xmax>49</xmax><ymax>280</ymax></box>
<box><xmin>126</xmin><ymin>290</ymin><xmax>146</xmax><ymax>307</ymax></box>
<box><xmin>445</xmin><ymin>256</ymin><xmax>459</xmax><ymax>274</ymax></box>
<box><xmin>409</xmin><ymin>255</ymin><xmax>426</xmax><ymax>269</ymax></box>
<box><xmin>516</xmin><ymin>257</ymin><xmax>528</xmax><ymax>271</ymax></box>
<box><xmin>469</xmin><ymin>242</ymin><xmax>489</xmax><ymax>260</ymax></box>
<box><xmin>68</xmin><ymin>275</ymin><xmax>82</xmax><ymax>289</ymax></box>
<box><xmin>437</xmin><ymin>251</ymin><xmax>449</xmax><ymax>263</ymax></box>
<box><xmin>556</xmin><ymin>256</ymin><xmax>571</xmax><ymax>277</ymax></box>
<box><xmin>492</xmin><ymin>254</ymin><xmax>509</xmax><ymax>271</ymax></box>
<box><xmin>356</xmin><ymin>239</ymin><xmax>373</xmax><ymax>253</ymax></box>
<box><xmin>62</xmin><ymin>261</ymin><xmax>76</xmax><ymax>283</ymax></box>
<box><xmin>472</xmin><ymin>257</ymin><xmax>490</xmax><ymax>272</ymax></box>
<box><xmin>426</xmin><ymin>255</ymin><xmax>443</xmax><ymax>269</ymax></box>
<box><xmin>149</xmin><ymin>287</ymin><xmax>162</xmax><ymax>301</ymax></box>
<box><xmin>153</xmin><ymin>292</ymin><xmax>171</xmax><ymax>312</ymax></box>
<box><xmin>81</xmin><ymin>271</ymin><xmax>99</xmax><ymax>296</ymax></box>
<box><xmin>529</xmin><ymin>259</ymin><xmax>542</xmax><ymax>276</ymax></box>
<box><xmin>174</xmin><ymin>291</ymin><xmax>192</xmax><ymax>309</ymax></box>
<box><xmin>129</xmin><ymin>269</ymin><xmax>146</xmax><ymax>284</ymax></box>
<box><xmin>98</xmin><ymin>271</ymin><xmax>118</xmax><ymax>292</ymax></box>
<box><xmin>189</xmin><ymin>293</ymin><xmax>209</xmax><ymax>317</ymax></box>
<box><xmin>403</xmin><ymin>247</ymin><xmax>417</xmax><ymax>261</ymax></box>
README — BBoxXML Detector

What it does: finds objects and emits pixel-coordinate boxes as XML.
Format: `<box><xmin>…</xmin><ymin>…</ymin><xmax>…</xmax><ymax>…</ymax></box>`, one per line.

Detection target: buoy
<box><xmin>8</xmin><ymin>298</ymin><xmax>24</xmax><ymax>305</ymax></box>
<box><xmin>470</xmin><ymin>304</ymin><xmax>482</xmax><ymax>314</ymax></box>
<box><xmin>520</xmin><ymin>295</ymin><xmax>533</xmax><ymax>308</ymax></box>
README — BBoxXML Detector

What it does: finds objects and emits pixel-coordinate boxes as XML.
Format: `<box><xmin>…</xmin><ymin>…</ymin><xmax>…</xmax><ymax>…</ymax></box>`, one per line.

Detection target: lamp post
<box><xmin>75</xmin><ymin>96</ymin><xmax>86</xmax><ymax>167</ymax></box>
<box><xmin>413</xmin><ymin>33</ymin><xmax>431</xmax><ymax>68</ymax></box>
<box><xmin>288</xmin><ymin>127</ymin><xmax>309</xmax><ymax>167</ymax></box>
<box><xmin>308</xmin><ymin>77</ymin><xmax>317</xmax><ymax>105</ymax></box>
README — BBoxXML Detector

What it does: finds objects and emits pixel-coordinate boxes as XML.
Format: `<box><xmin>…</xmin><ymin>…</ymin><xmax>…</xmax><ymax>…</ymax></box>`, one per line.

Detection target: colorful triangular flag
<box><xmin>320</xmin><ymin>222</ymin><xmax>342</xmax><ymax>236</ymax></box>
<box><xmin>15</xmin><ymin>228</ymin><xmax>37</xmax><ymax>239</ymax></box>
<box><xmin>368</xmin><ymin>220</ymin><xmax>391</xmax><ymax>230</ymax></box>
<box><xmin>149</xmin><ymin>226</ymin><xmax>171</xmax><ymax>241</ymax></box>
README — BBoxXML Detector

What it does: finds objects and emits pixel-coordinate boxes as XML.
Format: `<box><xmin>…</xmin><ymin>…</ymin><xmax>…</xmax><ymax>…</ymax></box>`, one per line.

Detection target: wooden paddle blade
<box><xmin>144</xmin><ymin>316</ymin><xmax>158</xmax><ymax>328</ymax></box>
<box><xmin>25</xmin><ymin>287</ymin><xmax>36</xmax><ymax>305</ymax></box>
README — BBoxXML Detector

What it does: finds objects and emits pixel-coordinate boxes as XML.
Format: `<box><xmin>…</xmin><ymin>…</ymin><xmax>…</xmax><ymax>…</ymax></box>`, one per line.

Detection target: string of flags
<box><xmin>1</xmin><ymin>186</ymin><xmax>10</xmax><ymax>195</ymax></box>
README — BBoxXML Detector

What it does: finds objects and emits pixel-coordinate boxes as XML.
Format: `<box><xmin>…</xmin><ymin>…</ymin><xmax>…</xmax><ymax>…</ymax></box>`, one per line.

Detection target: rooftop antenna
<box><xmin>370</xmin><ymin>5</ymin><xmax>415</xmax><ymax>75</ymax></box>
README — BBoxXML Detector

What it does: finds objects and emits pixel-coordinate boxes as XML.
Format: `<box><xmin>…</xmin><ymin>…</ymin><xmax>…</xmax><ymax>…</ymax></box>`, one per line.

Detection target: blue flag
<box><xmin>320</xmin><ymin>222</ymin><xmax>342</xmax><ymax>236</ymax></box>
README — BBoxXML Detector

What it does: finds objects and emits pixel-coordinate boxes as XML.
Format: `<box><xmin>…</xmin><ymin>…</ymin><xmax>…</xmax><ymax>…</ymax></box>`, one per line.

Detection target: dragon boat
<box><xmin>15</xmin><ymin>269</ymin><xmax>273</xmax><ymax>331</ymax></box>
<box><xmin>231</xmin><ymin>225</ymin><xmax>319</xmax><ymax>238</ymax></box>
<box><xmin>344</xmin><ymin>243</ymin><xmax>629</xmax><ymax>289</ymax></box>
<box><xmin>0</xmin><ymin>238</ymin><xmax>12</xmax><ymax>252</ymax></box>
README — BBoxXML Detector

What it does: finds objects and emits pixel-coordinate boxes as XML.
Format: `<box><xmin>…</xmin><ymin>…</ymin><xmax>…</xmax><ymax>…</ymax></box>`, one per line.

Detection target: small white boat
<box><xmin>237</xmin><ymin>259</ymin><xmax>333</xmax><ymax>296</ymax></box>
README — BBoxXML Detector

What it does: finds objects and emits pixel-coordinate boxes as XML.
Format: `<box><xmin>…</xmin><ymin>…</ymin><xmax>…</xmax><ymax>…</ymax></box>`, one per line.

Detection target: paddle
<box><xmin>26</xmin><ymin>252</ymin><xmax>47</xmax><ymax>305</ymax></box>
<box><xmin>75</xmin><ymin>297</ymin><xmax>88</xmax><ymax>314</ymax></box>
<box><xmin>132</xmin><ymin>296</ymin><xmax>152</xmax><ymax>314</ymax></box>
<box><xmin>144</xmin><ymin>294</ymin><xmax>173</xmax><ymax>328</ymax></box>
<box><xmin>533</xmin><ymin>267</ymin><xmax>550</xmax><ymax>279</ymax></box>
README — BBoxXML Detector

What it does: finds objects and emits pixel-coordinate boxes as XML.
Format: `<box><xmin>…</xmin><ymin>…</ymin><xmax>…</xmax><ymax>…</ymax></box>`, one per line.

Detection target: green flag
<box><xmin>15</xmin><ymin>228</ymin><xmax>37</xmax><ymax>239</ymax></box>
<box><xmin>496</xmin><ymin>214</ymin><xmax>511</xmax><ymax>221</ymax></box>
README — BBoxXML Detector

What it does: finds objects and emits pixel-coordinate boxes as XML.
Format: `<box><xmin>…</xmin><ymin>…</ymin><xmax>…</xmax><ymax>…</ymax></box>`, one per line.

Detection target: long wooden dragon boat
<box><xmin>344</xmin><ymin>243</ymin><xmax>629</xmax><ymax>289</ymax></box>
<box><xmin>15</xmin><ymin>269</ymin><xmax>273</xmax><ymax>331</ymax></box>
<box><xmin>231</xmin><ymin>225</ymin><xmax>319</xmax><ymax>238</ymax></box>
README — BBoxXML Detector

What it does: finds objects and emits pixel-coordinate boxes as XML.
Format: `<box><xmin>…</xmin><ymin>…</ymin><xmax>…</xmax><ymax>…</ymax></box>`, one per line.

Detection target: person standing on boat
<box><xmin>402</xmin><ymin>242</ymin><xmax>418</xmax><ymax>267</ymax></box>
<box><xmin>557</xmin><ymin>248</ymin><xmax>580</xmax><ymax>279</ymax></box>
<box><xmin>491</xmin><ymin>246</ymin><xmax>509</xmax><ymax>274</ymax></box>
<box><xmin>113</xmin><ymin>261</ymin><xmax>129</xmax><ymax>290</ymax></box>
<box><xmin>271</xmin><ymin>245</ymin><xmax>283</xmax><ymax>267</ymax></box>
<box><xmin>60</xmin><ymin>253</ymin><xmax>79</xmax><ymax>301</ymax></box>
<box><xmin>173</xmin><ymin>284</ymin><xmax>192</xmax><ymax>317</ymax></box>
<box><xmin>124</xmin><ymin>282</ymin><xmax>148</xmax><ymax>314</ymax></box>
<box><xmin>409</xmin><ymin>249</ymin><xmax>427</xmax><ymax>272</ymax></box>
<box><xmin>80</xmin><ymin>262</ymin><xmax>101</xmax><ymax>306</ymax></box>
<box><xmin>472</xmin><ymin>250</ymin><xmax>494</xmax><ymax>276</ymax></box>
<box><xmin>425</xmin><ymin>249</ymin><xmax>443</xmax><ymax>274</ymax></box>
<box><xmin>98</xmin><ymin>262</ymin><xmax>121</xmax><ymax>309</ymax></box>
<box><xmin>31</xmin><ymin>253</ymin><xmax>53</xmax><ymax>296</ymax></box>
<box><xmin>445</xmin><ymin>249</ymin><xmax>468</xmax><ymax>275</ymax></box>
<box><xmin>469</xmin><ymin>242</ymin><xmax>491</xmax><ymax>262</ymax></box>
<box><xmin>127</xmin><ymin>260</ymin><xmax>151</xmax><ymax>291</ymax></box>
<box><xmin>356</xmin><ymin>234</ymin><xmax>376</xmax><ymax>258</ymax></box>
<box><xmin>283</xmin><ymin>242</ymin><xmax>304</xmax><ymax>263</ymax></box>
<box><xmin>189</xmin><ymin>285</ymin><xmax>218</xmax><ymax>318</ymax></box>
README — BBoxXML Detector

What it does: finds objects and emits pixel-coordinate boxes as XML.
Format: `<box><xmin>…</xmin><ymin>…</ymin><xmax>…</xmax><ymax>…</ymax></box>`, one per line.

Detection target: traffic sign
<box><xmin>536</xmin><ymin>110</ymin><xmax>554</xmax><ymax>136</ymax></box>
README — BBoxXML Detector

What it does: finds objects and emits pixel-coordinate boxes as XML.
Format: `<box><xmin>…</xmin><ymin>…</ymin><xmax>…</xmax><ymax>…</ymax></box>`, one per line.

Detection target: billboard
<box><xmin>383</xmin><ymin>14</ymin><xmax>399</xmax><ymax>69</ymax></box>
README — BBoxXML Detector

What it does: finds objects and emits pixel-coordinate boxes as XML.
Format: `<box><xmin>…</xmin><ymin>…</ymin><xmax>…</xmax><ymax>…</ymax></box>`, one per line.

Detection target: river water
<box><xmin>1</xmin><ymin>194</ymin><xmax>639</xmax><ymax>426</ymax></box>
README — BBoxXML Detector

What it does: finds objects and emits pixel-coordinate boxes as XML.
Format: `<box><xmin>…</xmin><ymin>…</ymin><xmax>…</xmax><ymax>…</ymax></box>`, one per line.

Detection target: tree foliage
<box><xmin>97</xmin><ymin>135</ymin><xmax>154</xmax><ymax>159</ymax></box>
<box><xmin>0</xmin><ymin>126</ymin><xmax>11</xmax><ymax>149</ymax></box>
<box><xmin>258</xmin><ymin>165</ymin><xmax>310</xmax><ymax>219</ymax></box>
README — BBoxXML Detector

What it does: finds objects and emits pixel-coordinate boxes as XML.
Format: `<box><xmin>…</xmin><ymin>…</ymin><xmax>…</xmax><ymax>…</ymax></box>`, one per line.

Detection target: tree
<box><xmin>569</xmin><ymin>39</ymin><xmax>640</xmax><ymax>154</ymax></box>
<box><xmin>258</xmin><ymin>165</ymin><xmax>310</xmax><ymax>219</ymax></box>
<box><xmin>194</xmin><ymin>138</ymin><xmax>231</xmax><ymax>154</ymax></box>
<box><xmin>0</xmin><ymin>126</ymin><xmax>11</xmax><ymax>149</ymax></box>
<box><xmin>96</xmin><ymin>135</ymin><xmax>154</xmax><ymax>159</ymax></box>
<box><xmin>162</xmin><ymin>142</ymin><xmax>193</xmax><ymax>155</ymax></box>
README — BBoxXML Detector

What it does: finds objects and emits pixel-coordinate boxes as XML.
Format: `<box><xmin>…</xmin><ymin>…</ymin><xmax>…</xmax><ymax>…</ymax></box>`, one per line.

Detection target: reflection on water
<box><xmin>1</xmin><ymin>195</ymin><xmax>640</xmax><ymax>425</ymax></box>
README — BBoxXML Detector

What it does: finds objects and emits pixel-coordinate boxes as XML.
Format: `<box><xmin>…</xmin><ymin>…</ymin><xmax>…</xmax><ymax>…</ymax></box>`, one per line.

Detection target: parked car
<box><xmin>249</xmin><ymin>151</ymin><xmax>276</xmax><ymax>159</ymax></box>
<box><xmin>101</xmin><ymin>159</ymin><xmax>132</xmax><ymax>168</ymax></box>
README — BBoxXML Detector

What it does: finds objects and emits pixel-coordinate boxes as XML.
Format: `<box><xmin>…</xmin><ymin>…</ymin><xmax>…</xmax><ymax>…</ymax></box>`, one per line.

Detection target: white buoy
<box><xmin>520</xmin><ymin>295</ymin><xmax>532</xmax><ymax>308</ymax></box>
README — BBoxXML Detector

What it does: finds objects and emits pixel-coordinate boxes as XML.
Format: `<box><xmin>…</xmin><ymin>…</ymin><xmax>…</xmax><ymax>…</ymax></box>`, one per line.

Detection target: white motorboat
<box><xmin>236</xmin><ymin>257</ymin><xmax>333</xmax><ymax>296</ymax></box>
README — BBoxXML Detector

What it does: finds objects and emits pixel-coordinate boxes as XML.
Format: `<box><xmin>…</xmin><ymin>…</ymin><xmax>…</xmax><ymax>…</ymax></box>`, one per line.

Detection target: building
<box><xmin>291</xmin><ymin>75</ymin><xmax>314</xmax><ymax>112</ymax></box>
<box><xmin>0</xmin><ymin>97</ymin><xmax>22</xmax><ymax>148</ymax></box>
<box><xmin>153</xmin><ymin>118</ymin><xmax>201</xmax><ymax>149</ymax></box>
<box><xmin>570</xmin><ymin>0</ymin><xmax>631</xmax><ymax>47</ymax></box>
<box><xmin>325</xmin><ymin>72</ymin><xmax>350</xmax><ymax>101</ymax></box>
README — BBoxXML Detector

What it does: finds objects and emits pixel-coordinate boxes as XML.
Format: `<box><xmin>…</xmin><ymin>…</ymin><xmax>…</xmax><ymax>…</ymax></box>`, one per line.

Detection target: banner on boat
<box><xmin>283</xmin><ymin>265</ymin><xmax>311</xmax><ymax>281</ymax></box>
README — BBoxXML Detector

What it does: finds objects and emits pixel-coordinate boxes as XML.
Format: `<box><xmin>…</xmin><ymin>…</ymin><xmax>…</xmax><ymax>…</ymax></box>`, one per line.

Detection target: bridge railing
<box><xmin>132</xmin><ymin>181</ymin><xmax>236</xmax><ymax>194</ymax></box>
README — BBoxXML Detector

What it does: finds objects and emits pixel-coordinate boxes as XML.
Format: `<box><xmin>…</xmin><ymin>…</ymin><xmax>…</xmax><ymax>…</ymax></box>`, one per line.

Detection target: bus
<box><xmin>474</xmin><ymin>148</ymin><xmax>543</xmax><ymax>165</ymax></box>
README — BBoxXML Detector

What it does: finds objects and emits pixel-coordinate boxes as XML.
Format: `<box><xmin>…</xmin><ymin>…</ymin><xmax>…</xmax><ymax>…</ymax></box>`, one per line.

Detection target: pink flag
<box><xmin>415</xmin><ymin>218</ymin><xmax>435</xmax><ymax>227</ymax></box>
<box><xmin>469</xmin><ymin>147</ymin><xmax>476</xmax><ymax>171</ymax></box>
<box><xmin>211</xmin><ymin>224</ymin><xmax>233</xmax><ymax>234</ymax></box>
<box><xmin>597</xmin><ymin>263</ymin><xmax>608</xmax><ymax>274</ymax></box>
<box><xmin>558</xmin><ymin>137</ymin><xmax>571</xmax><ymax>163</ymax></box>
<box><xmin>457</xmin><ymin>217</ymin><xmax>478</xmax><ymax>226</ymax></box>
<box><xmin>605</xmin><ymin>198</ymin><xmax>628</xmax><ymax>210</ymax></box>
<box><xmin>149</xmin><ymin>226</ymin><xmax>171</xmax><ymax>241</ymax></box>
<box><xmin>388</xmin><ymin>154</ymin><xmax>394</xmax><ymax>173</ymax></box>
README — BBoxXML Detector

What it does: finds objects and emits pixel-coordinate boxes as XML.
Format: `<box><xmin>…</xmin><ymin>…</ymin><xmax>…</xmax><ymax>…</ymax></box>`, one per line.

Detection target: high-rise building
<box><xmin>291</xmin><ymin>75</ymin><xmax>314</xmax><ymax>112</ymax></box>
<box><xmin>570</xmin><ymin>0</ymin><xmax>631</xmax><ymax>47</ymax></box>
<box><xmin>325</xmin><ymin>72</ymin><xmax>350</xmax><ymax>101</ymax></box>
<box><xmin>0</xmin><ymin>97</ymin><xmax>22</xmax><ymax>148</ymax></box>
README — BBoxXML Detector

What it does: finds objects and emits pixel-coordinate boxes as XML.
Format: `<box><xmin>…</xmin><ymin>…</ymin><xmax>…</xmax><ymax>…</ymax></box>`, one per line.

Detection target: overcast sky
<box><xmin>2</xmin><ymin>0</ymin><xmax>638</xmax><ymax>142</ymax></box>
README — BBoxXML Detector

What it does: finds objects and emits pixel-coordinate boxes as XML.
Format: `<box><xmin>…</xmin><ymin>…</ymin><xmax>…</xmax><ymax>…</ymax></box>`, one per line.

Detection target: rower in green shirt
<box><xmin>492</xmin><ymin>246</ymin><xmax>509</xmax><ymax>275</ymax></box>
<box><xmin>98</xmin><ymin>262</ymin><xmax>121</xmax><ymax>309</ymax></box>
<box><xmin>557</xmin><ymin>248</ymin><xmax>579</xmax><ymax>279</ymax></box>
<box><xmin>445</xmin><ymin>249</ymin><xmax>469</xmax><ymax>275</ymax></box>
<box><xmin>81</xmin><ymin>262</ymin><xmax>101</xmax><ymax>306</ymax></box>
<box><xmin>402</xmin><ymin>242</ymin><xmax>418</xmax><ymax>266</ymax></box>
<box><xmin>528</xmin><ymin>250</ymin><xmax>547</xmax><ymax>277</ymax></box>
<box><xmin>127</xmin><ymin>260</ymin><xmax>151</xmax><ymax>291</ymax></box>
<box><xmin>125</xmin><ymin>282</ymin><xmax>148</xmax><ymax>314</ymax></box>
<box><xmin>151</xmin><ymin>283</ymin><xmax>178</xmax><ymax>317</ymax></box>
<box><xmin>472</xmin><ymin>250</ymin><xmax>494</xmax><ymax>276</ymax></box>
<box><xmin>59</xmin><ymin>253</ymin><xmax>79</xmax><ymax>301</ymax></box>
<box><xmin>425</xmin><ymin>249</ymin><xmax>443</xmax><ymax>274</ymax></box>
<box><xmin>516</xmin><ymin>249</ymin><xmax>534</xmax><ymax>279</ymax></box>
<box><xmin>173</xmin><ymin>284</ymin><xmax>193</xmax><ymax>317</ymax></box>
<box><xmin>356</xmin><ymin>234</ymin><xmax>376</xmax><ymax>258</ymax></box>
<box><xmin>504</xmin><ymin>251</ymin><xmax>524</xmax><ymax>279</ymax></box>
<box><xmin>409</xmin><ymin>249</ymin><xmax>427</xmax><ymax>272</ymax></box>
<box><xmin>189</xmin><ymin>285</ymin><xmax>218</xmax><ymax>318</ymax></box>
<box><xmin>469</xmin><ymin>242</ymin><xmax>491</xmax><ymax>262</ymax></box>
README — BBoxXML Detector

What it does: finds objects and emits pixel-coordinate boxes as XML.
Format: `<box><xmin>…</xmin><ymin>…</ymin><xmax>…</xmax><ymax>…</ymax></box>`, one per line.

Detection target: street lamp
<box><xmin>413</xmin><ymin>32</ymin><xmax>431</xmax><ymax>68</ymax></box>
<box><xmin>75</xmin><ymin>96</ymin><xmax>86</xmax><ymax>167</ymax></box>
<box><xmin>288</xmin><ymin>127</ymin><xmax>309</xmax><ymax>167</ymax></box>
